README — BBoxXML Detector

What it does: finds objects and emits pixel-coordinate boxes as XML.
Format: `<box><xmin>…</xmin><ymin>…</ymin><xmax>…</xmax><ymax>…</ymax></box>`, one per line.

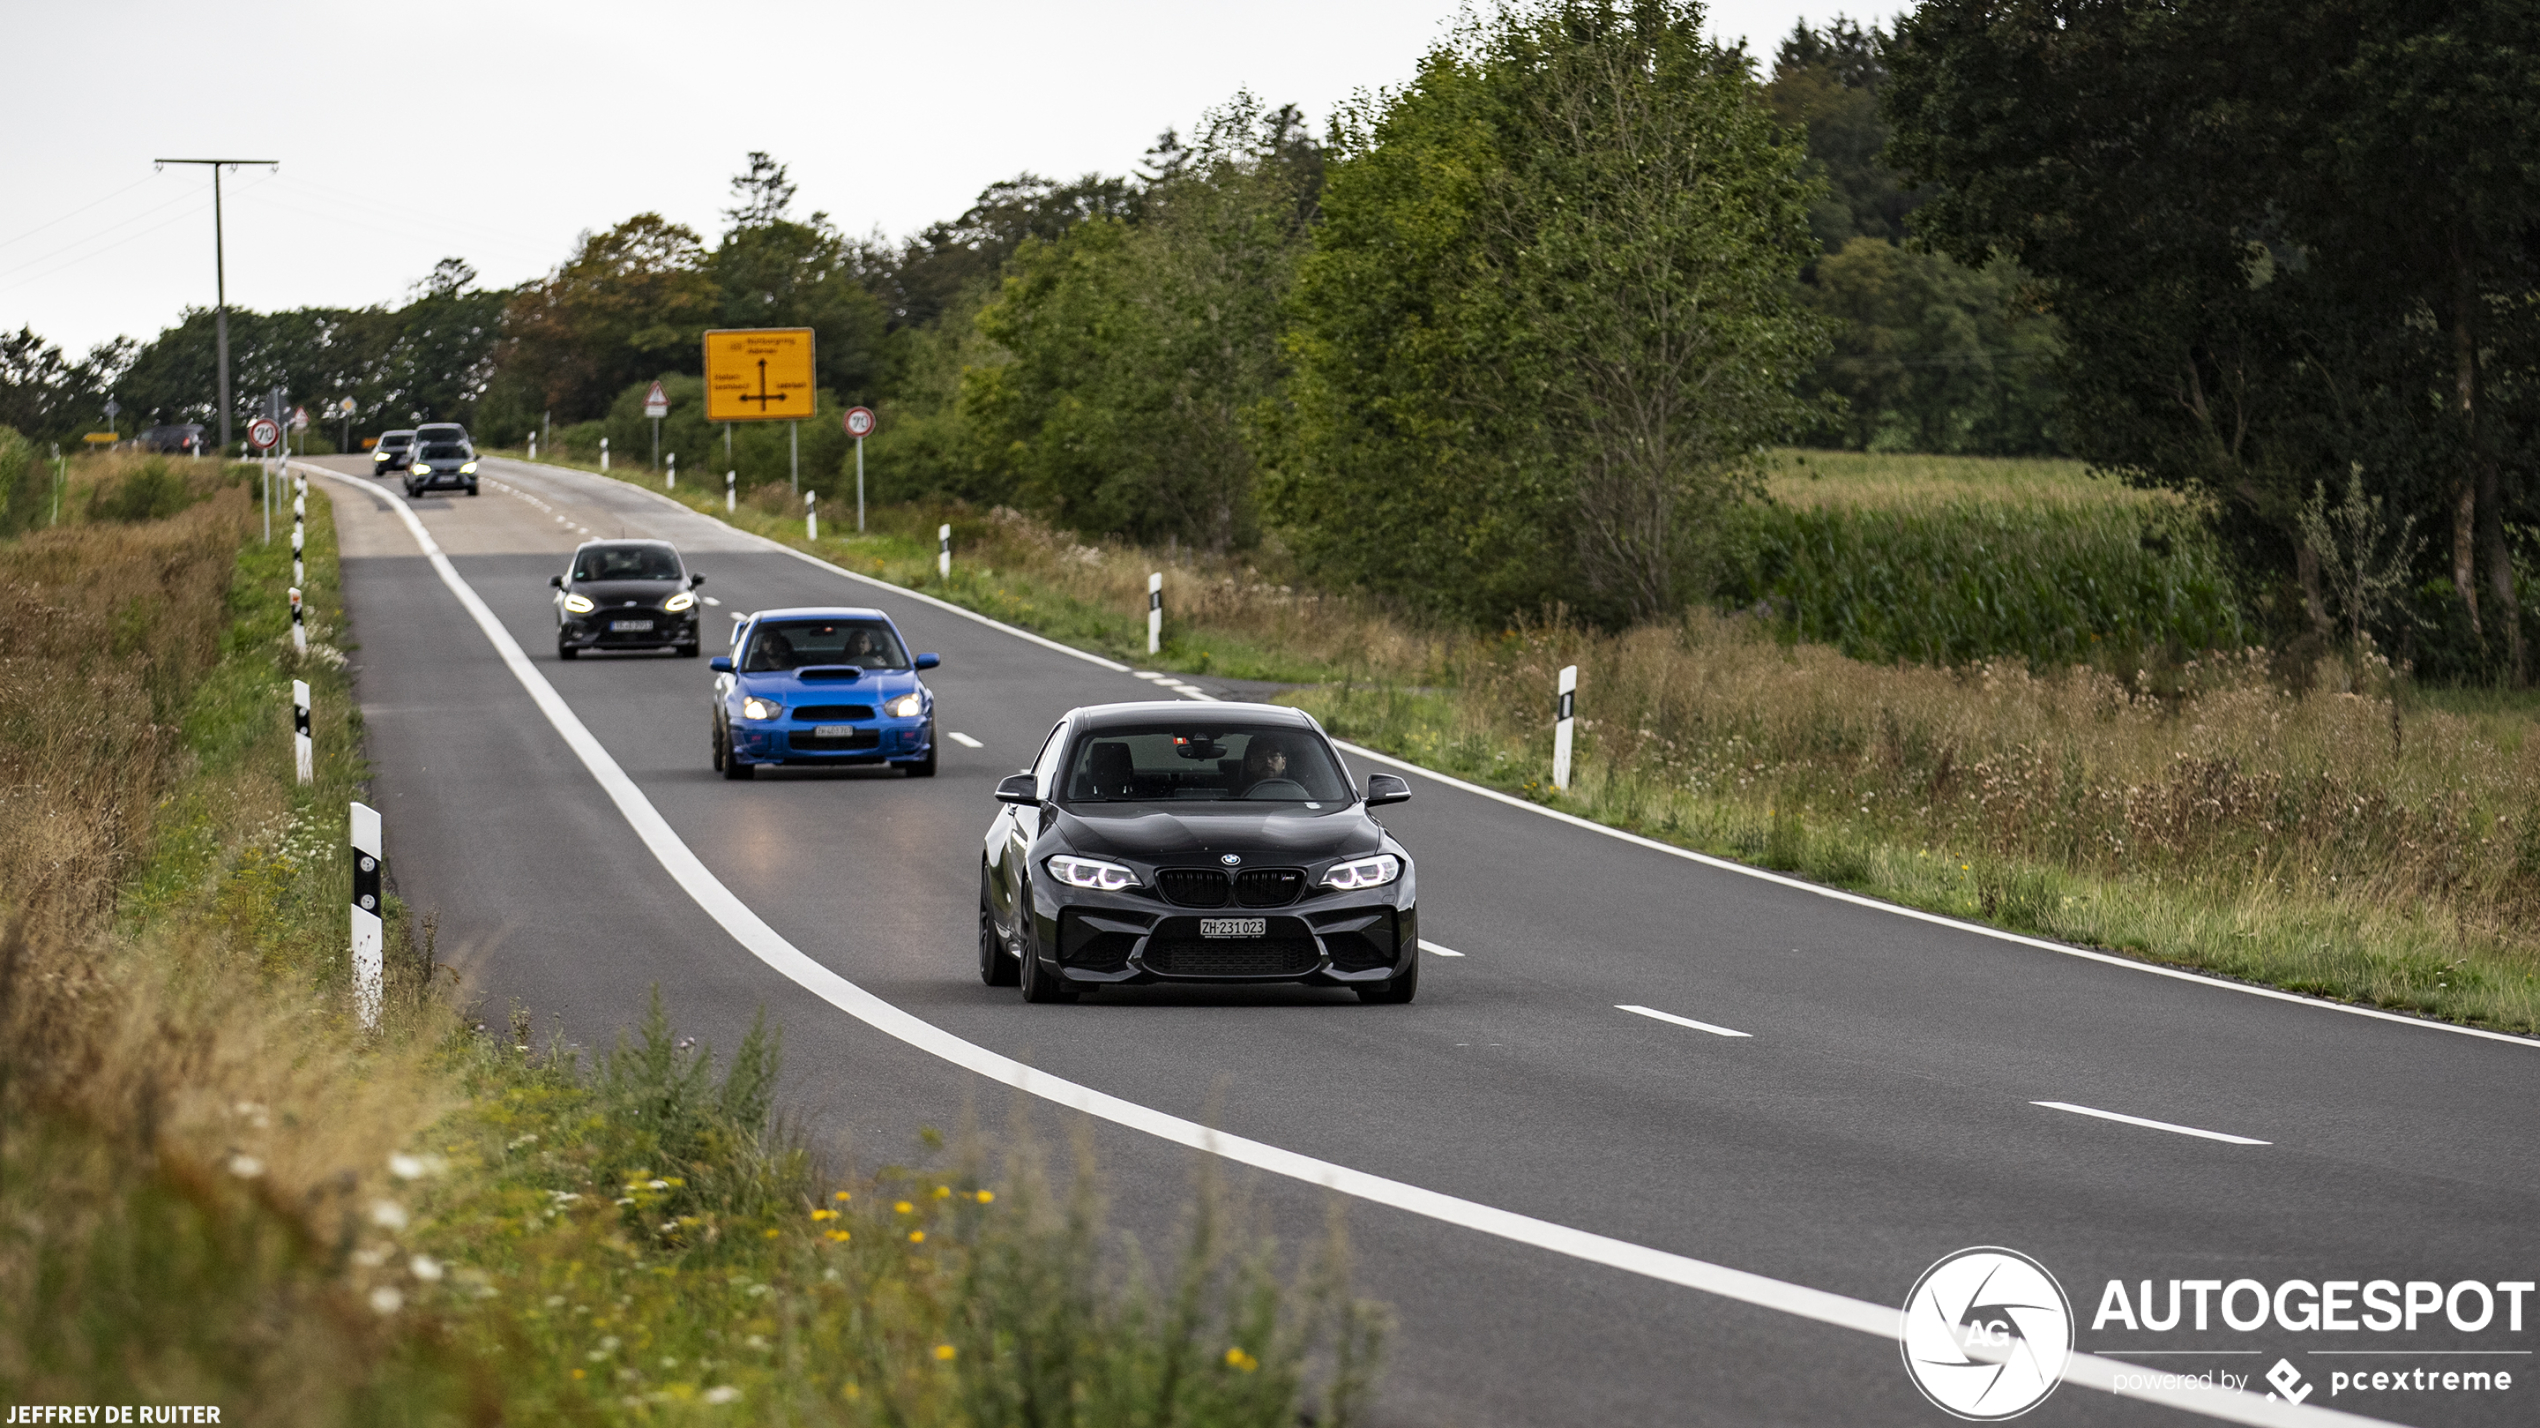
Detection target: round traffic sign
<box><xmin>247</xmin><ymin>417</ymin><xmax>282</xmax><ymax>451</ymax></box>
<box><xmin>842</xmin><ymin>406</ymin><xmax>876</xmax><ymax>439</ymax></box>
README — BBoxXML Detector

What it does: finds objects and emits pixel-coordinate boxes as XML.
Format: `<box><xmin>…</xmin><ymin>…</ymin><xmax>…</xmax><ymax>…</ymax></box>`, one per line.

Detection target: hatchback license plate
<box><xmin>1198</xmin><ymin>918</ymin><xmax>1266</xmax><ymax>939</ymax></box>
<box><xmin>608</xmin><ymin>619</ymin><xmax>653</xmax><ymax>632</ymax></box>
<box><xmin>812</xmin><ymin>724</ymin><xmax>857</xmax><ymax>738</ymax></box>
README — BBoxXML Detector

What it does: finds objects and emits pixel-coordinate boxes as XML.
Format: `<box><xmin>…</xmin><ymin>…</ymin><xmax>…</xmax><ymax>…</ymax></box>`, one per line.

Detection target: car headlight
<box><xmin>562</xmin><ymin>592</ymin><xmax>596</xmax><ymax>613</ymax></box>
<box><xmin>411</xmin><ymin>462</ymin><xmax>431</xmax><ymax>474</ymax></box>
<box><xmin>663</xmin><ymin>590</ymin><xmax>696</xmax><ymax>612</ymax></box>
<box><xmin>739</xmin><ymin>696</ymin><xmax>782</xmax><ymax>721</ymax></box>
<box><xmin>884</xmin><ymin>691</ymin><xmax>924</xmax><ymax>718</ymax></box>
<box><xmin>460</xmin><ymin>460</ymin><xmax>478</xmax><ymax>474</ymax></box>
<box><xmin>1320</xmin><ymin>854</ymin><xmax>1401</xmax><ymax>890</ymax></box>
<box><xmin>1046</xmin><ymin>855</ymin><xmax>1139</xmax><ymax>891</ymax></box>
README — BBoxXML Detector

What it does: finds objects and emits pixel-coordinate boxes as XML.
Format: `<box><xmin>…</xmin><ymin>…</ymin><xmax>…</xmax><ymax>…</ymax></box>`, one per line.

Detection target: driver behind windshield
<box><xmin>741</xmin><ymin>619</ymin><xmax>910</xmax><ymax>673</ymax></box>
<box><xmin>573</xmin><ymin>544</ymin><xmax>682</xmax><ymax>582</ymax></box>
<box><xmin>1061</xmin><ymin>725</ymin><xmax>1348</xmax><ymax>803</ymax></box>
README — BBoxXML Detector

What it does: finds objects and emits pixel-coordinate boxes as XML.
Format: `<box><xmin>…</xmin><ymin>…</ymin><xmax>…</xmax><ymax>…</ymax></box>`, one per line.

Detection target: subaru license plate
<box><xmin>813</xmin><ymin>724</ymin><xmax>857</xmax><ymax>738</ymax></box>
<box><xmin>608</xmin><ymin>619</ymin><xmax>653</xmax><ymax>632</ymax></box>
<box><xmin>1198</xmin><ymin>918</ymin><xmax>1266</xmax><ymax>939</ymax></box>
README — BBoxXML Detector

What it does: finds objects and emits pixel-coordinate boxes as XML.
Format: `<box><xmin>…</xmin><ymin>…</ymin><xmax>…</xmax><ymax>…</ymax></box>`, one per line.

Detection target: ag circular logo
<box><xmin>1900</xmin><ymin>1247</ymin><xmax>2072</xmax><ymax>1420</ymax></box>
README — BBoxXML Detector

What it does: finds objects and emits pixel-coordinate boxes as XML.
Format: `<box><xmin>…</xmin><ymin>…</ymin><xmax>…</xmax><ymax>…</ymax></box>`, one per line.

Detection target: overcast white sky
<box><xmin>3</xmin><ymin>1</ymin><xmax>1895</xmax><ymax>359</ymax></box>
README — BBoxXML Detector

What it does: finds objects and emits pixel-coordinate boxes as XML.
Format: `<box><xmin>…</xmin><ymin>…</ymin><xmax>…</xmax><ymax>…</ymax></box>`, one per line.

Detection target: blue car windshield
<box><xmin>743</xmin><ymin>619</ymin><xmax>909</xmax><ymax>672</ymax></box>
<box><xmin>1062</xmin><ymin>725</ymin><xmax>1348</xmax><ymax>803</ymax></box>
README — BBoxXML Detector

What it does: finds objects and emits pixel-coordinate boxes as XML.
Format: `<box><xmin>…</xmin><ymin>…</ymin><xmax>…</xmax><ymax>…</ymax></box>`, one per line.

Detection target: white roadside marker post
<box><xmin>527</xmin><ymin>431</ymin><xmax>537</xmax><ymax>461</ymax></box>
<box><xmin>292</xmin><ymin>474</ymin><xmax>305</xmax><ymax>587</ymax></box>
<box><xmin>599</xmin><ymin>436</ymin><xmax>609</xmax><ymax>473</ymax></box>
<box><xmin>1553</xmin><ymin>664</ymin><xmax>1578</xmax><ymax>792</ymax></box>
<box><xmin>726</xmin><ymin>470</ymin><xmax>736</xmax><ymax>513</ymax></box>
<box><xmin>1147</xmin><ymin>572</ymin><xmax>1163</xmax><ymax>656</ymax></box>
<box><xmin>350</xmin><ymin>801</ymin><xmax>383</xmax><ymax>1031</ymax></box>
<box><xmin>293</xmin><ymin>678</ymin><xmax>312</xmax><ymax>784</ymax></box>
<box><xmin>938</xmin><ymin>524</ymin><xmax>951</xmax><ymax>579</ymax></box>
<box><xmin>289</xmin><ymin>586</ymin><xmax>307</xmax><ymax>654</ymax></box>
<box><xmin>666</xmin><ymin>452</ymin><xmax>676</xmax><ymax>490</ymax></box>
<box><xmin>805</xmin><ymin>489</ymin><xmax>818</xmax><ymax>542</ymax></box>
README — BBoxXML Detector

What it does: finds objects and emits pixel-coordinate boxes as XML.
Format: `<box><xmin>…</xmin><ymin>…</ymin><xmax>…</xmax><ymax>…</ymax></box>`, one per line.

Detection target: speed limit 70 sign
<box><xmin>247</xmin><ymin>417</ymin><xmax>282</xmax><ymax>451</ymax></box>
<box><xmin>842</xmin><ymin>406</ymin><xmax>876</xmax><ymax>439</ymax></box>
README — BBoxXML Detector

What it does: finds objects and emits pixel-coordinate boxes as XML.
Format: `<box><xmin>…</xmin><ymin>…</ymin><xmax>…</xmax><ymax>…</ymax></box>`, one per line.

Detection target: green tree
<box><xmin>1272</xmin><ymin>0</ymin><xmax>1824</xmax><ymax>623</ymax></box>
<box><xmin>707</xmin><ymin>153</ymin><xmax>891</xmax><ymax>400</ymax></box>
<box><xmin>967</xmin><ymin>94</ymin><xmax>1320</xmax><ymax>548</ymax></box>
<box><xmin>500</xmin><ymin>214</ymin><xmax>717</xmax><ymax>422</ymax></box>
<box><xmin>1800</xmin><ymin>236</ymin><xmax>2060</xmax><ymax>454</ymax></box>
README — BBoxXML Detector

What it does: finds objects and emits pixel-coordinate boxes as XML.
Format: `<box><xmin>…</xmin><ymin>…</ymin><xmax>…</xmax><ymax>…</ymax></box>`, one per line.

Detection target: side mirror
<box><xmin>549</xmin><ymin>574</ymin><xmax>564</xmax><ymax>588</ymax></box>
<box><xmin>914</xmin><ymin>652</ymin><xmax>941</xmax><ymax>670</ymax></box>
<box><xmin>689</xmin><ymin>573</ymin><xmax>706</xmax><ymax>587</ymax></box>
<box><xmin>995</xmin><ymin>773</ymin><xmax>1040</xmax><ymax>806</ymax></box>
<box><xmin>1366</xmin><ymin>773</ymin><xmax>1412</xmax><ymax>807</ymax></box>
<box><xmin>709</xmin><ymin>656</ymin><xmax>733</xmax><ymax>673</ymax></box>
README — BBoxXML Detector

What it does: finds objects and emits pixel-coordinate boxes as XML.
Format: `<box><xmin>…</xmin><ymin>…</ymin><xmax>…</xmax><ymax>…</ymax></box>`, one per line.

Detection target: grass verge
<box><xmin>0</xmin><ymin>447</ymin><xmax>1385</xmax><ymax>1423</ymax></box>
<box><xmin>534</xmin><ymin>449</ymin><xmax>2540</xmax><ymax>1037</ymax></box>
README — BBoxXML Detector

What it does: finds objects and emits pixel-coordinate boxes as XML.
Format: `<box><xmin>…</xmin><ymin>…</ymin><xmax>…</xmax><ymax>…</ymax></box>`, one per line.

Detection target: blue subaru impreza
<box><xmin>709</xmin><ymin>607</ymin><xmax>940</xmax><ymax>779</ymax></box>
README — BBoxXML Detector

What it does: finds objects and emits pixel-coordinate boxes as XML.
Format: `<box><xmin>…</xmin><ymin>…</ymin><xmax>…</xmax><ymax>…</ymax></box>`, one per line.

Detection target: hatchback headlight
<box><xmin>460</xmin><ymin>460</ymin><xmax>478</xmax><ymax>474</ymax></box>
<box><xmin>739</xmin><ymin>696</ymin><xmax>782</xmax><ymax>721</ymax></box>
<box><xmin>663</xmin><ymin>590</ymin><xmax>696</xmax><ymax>612</ymax></box>
<box><xmin>1320</xmin><ymin>854</ymin><xmax>1401</xmax><ymax>890</ymax></box>
<box><xmin>411</xmin><ymin>462</ymin><xmax>431</xmax><ymax>474</ymax></box>
<box><xmin>1047</xmin><ymin>855</ymin><xmax>1139</xmax><ymax>891</ymax></box>
<box><xmin>562</xmin><ymin>592</ymin><xmax>596</xmax><ymax>613</ymax></box>
<box><xmin>884</xmin><ymin>691</ymin><xmax>924</xmax><ymax>718</ymax></box>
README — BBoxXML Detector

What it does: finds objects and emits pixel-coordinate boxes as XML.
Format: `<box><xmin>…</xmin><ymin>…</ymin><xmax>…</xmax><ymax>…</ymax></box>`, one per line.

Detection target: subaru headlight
<box><xmin>460</xmin><ymin>460</ymin><xmax>478</xmax><ymax>474</ymax></box>
<box><xmin>884</xmin><ymin>691</ymin><xmax>924</xmax><ymax>718</ymax></box>
<box><xmin>1320</xmin><ymin>854</ymin><xmax>1401</xmax><ymax>890</ymax></box>
<box><xmin>411</xmin><ymin>462</ymin><xmax>431</xmax><ymax>474</ymax></box>
<box><xmin>1047</xmin><ymin>855</ymin><xmax>1139</xmax><ymax>891</ymax></box>
<box><xmin>663</xmin><ymin>590</ymin><xmax>696</xmax><ymax>612</ymax></box>
<box><xmin>739</xmin><ymin>696</ymin><xmax>782</xmax><ymax>721</ymax></box>
<box><xmin>562</xmin><ymin>592</ymin><xmax>596</xmax><ymax>613</ymax></box>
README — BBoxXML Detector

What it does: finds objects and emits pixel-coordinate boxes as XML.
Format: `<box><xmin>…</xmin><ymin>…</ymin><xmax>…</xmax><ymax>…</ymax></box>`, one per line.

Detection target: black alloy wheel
<box><xmin>717</xmin><ymin>720</ymin><xmax>753</xmax><ymax>780</ymax></box>
<box><xmin>978</xmin><ymin>868</ymin><xmax>1018</xmax><ymax>986</ymax></box>
<box><xmin>1356</xmin><ymin>948</ymin><xmax>1420</xmax><ymax>1005</ymax></box>
<box><xmin>1017</xmin><ymin>908</ymin><xmax>1074</xmax><ymax>1003</ymax></box>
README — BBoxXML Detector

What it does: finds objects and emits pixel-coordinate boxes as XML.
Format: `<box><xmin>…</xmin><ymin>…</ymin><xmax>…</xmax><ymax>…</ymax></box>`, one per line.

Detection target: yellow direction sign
<box><xmin>704</xmin><ymin>328</ymin><xmax>816</xmax><ymax>422</ymax></box>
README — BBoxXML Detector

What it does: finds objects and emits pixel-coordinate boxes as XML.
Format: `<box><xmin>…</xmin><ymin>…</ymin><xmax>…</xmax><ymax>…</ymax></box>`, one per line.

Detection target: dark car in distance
<box><xmin>403</xmin><ymin>433</ymin><xmax>479</xmax><ymax>496</ymax></box>
<box><xmin>551</xmin><ymin>540</ymin><xmax>702</xmax><ymax>658</ymax></box>
<box><xmin>371</xmin><ymin>429</ymin><xmax>416</xmax><ymax>478</ymax></box>
<box><xmin>980</xmin><ymin>703</ymin><xmax>1420</xmax><ymax>1004</ymax></box>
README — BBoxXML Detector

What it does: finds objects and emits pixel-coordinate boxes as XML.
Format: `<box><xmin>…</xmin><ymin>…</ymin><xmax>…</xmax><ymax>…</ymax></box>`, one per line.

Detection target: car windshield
<box><xmin>741</xmin><ymin>619</ymin><xmax>909</xmax><ymax>672</ymax></box>
<box><xmin>571</xmin><ymin>545</ymin><xmax>683</xmax><ymax>582</ymax></box>
<box><xmin>1062</xmin><ymin>724</ymin><xmax>1349</xmax><ymax>803</ymax></box>
<box><xmin>379</xmin><ymin>434</ymin><xmax>412</xmax><ymax>448</ymax></box>
<box><xmin>419</xmin><ymin>443</ymin><xmax>469</xmax><ymax>460</ymax></box>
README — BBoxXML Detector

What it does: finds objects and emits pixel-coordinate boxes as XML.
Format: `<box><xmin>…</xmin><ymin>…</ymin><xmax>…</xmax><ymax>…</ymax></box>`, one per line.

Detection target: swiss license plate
<box><xmin>1198</xmin><ymin>918</ymin><xmax>1266</xmax><ymax>939</ymax></box>
<box><xmin>608</xmin><ymin>619</ymin><xmax>653</xmax><ymax>632</ymax></box>
<box><xmin>812</xmin><ymin>724</ymin><xmax>857</xmax><ymax>738</ymax></box>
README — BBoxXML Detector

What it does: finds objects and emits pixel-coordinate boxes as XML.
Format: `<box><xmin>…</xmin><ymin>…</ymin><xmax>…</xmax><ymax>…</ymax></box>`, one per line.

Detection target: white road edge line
<box><xmin>1619</xmin><ymin>1004</ymin><xmax>1753</xmax><ymax>1039</ymax></box>
<box><xmin>1417</xmin><ymin>940</ymin><xmax>1466</xmax><ymax>958</ymax></box>
<box><xmin>947</xmin><ymin>731</ymin><xmax>984</xmax><ymax>749</ymax></box>
<box><xmin>2033</xmin><ymin>1101</ymin><xmax>2271</xmax><ymax>1146</ymax></box>
<box><xmin>303</xmin><ymin>460</ymin><xmax>2399</xmax><ymax>1428</ymax></box>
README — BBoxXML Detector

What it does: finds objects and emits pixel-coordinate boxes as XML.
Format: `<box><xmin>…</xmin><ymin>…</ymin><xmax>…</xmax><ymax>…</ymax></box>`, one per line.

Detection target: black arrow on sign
<box><xmin>740</xmin><ymin>357</ymin><xmax>788</xmax><ymax>410</ymax></box>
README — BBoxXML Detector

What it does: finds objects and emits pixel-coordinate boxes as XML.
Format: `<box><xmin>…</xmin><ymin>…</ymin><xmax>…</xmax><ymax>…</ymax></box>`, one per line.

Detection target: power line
<box><xmin>0</xmin><ymin>174</ymin><xmax>165</xmax><ymax>250</ymax></box>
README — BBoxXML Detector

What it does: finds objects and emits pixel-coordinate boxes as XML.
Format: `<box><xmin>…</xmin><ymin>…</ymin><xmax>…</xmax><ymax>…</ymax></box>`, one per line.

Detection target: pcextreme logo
<box><xmin>1901</xmin><ymin>1247</ymin><xmax>2075</xmax><ymax>1420</ymax></box>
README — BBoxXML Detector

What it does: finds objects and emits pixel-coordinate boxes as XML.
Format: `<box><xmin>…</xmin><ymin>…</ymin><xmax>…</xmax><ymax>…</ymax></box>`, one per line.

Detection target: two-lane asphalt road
<box><xmin>316</xmin><ymin>455</ymin><xmax>2540</xmax><ymax>1427</ymax></box>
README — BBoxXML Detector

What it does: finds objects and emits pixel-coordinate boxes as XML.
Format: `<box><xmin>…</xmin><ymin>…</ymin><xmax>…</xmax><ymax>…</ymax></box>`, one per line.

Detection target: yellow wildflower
<box><xmin>934</xmin><ymin>1344</ymin><xmax>956</xmax><ymax>1361</ymax></box>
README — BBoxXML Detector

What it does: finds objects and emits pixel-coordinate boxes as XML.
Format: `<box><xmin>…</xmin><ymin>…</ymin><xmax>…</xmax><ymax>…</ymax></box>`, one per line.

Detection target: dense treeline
<box><xmin>8</xmin><ymin>0</ymin><xmax>2536</xmax><ymax>675</ymax></box>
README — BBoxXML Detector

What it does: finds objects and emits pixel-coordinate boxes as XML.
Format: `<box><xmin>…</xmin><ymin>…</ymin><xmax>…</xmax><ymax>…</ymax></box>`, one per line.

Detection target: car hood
<box><xmin>1054</xmin><ymin>804</ymin><xmax>1382</xmax><ymax>863</ymax></box>
<box><xmin>572</xmin><ymin>579</ymin><xmax>686</xmax><ymax>605</ymax></box>
<box><xmin>731</xmin><ymin>667</ymin><xmax>926</xmax><ymax>698</ymax></box>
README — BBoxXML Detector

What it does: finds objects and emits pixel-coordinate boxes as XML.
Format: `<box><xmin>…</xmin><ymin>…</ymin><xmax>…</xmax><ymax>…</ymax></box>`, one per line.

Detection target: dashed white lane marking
<box><xmin>946</xmin><ymin>731</ymin><xmax>983</xmax><ymax>749</ymax></box>
<box><xmin>1418</xmin><ymin>940</ymin><xmax>1466</xmax><ymax>958</ymax></box>
<box><xmin>2032</xmin><ymin>1101</ymin><xmax>2270</xmax><ymax>1146</ymax></box>
<box><xmin>1618</xmin><ymin>1004</ymin><xmax>1753</xmax><ymax>1039</ymax></box>
<box><xmin>303</xmin><ymin>461</ymin><xmax>2390</xmax><ymax>1428</ymax></box>
<box><xmin>1133</xmin><ymin>670</ymin><xmax>1163</xmax><ymax>679</ymax></box>
<box><xmin>701</xmin><ymin>595</ymin><xmax>722</xmax><ymax>607</ymax></box>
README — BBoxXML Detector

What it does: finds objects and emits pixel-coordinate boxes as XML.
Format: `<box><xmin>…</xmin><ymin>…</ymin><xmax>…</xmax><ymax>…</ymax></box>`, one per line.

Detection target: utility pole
<box><xmin>154</xmin><ymin>157</ymin><xmax>276</xmax><ymax>454</ymax></box>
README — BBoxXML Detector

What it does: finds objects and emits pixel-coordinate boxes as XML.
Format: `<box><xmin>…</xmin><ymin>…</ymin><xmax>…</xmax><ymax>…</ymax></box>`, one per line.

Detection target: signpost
<box><xmin>843</xmin><ymin>405</ymin><xmax>876</xmax><ymax>532</ymax></box>
<box><xmin>289</xmin><ymin>405</ymin><xmax>308</xmax><ymax>456</ymax></box>
<box><xmin>644</xmin><ymin>380</ymin><xmax>669</xmax><ymax>471</ymax></box>
<box><xmin>103</xmin><ymin>397</ymin><xmax>119</xmax><ymax>438</ymax></box>
<box><xmin>337</xmin><ymin>395</ymin><xmax>355</xmax><ymax>454</ymax></box>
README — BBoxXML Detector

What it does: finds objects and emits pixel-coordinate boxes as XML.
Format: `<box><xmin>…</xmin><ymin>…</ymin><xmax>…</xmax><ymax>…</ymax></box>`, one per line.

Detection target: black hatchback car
<box><xmin>980</xmin><ymin>703</ymin><xmax>1420</xmax><ymax>1004</ymax></box>
<box><xmin>371</xmin><ymin>429</ymin><xmax>416</xmax><ymax>478</ymax></box>
<box><xmin>403</xmin><ymin>433</ymin><xmax>479</xmax><ymax>496</ymax></box>
<box><xmin>550</xmin><ymin>539</ymin><xmax>703</xmax><ymax>658</ymax></box>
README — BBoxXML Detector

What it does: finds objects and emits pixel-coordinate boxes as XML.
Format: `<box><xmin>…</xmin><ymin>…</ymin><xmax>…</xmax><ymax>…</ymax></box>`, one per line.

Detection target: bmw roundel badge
<box><xmin>1220</xmin><ymin>853</ymin><xmax>1242</xmax><ymax>866</ymax></box>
